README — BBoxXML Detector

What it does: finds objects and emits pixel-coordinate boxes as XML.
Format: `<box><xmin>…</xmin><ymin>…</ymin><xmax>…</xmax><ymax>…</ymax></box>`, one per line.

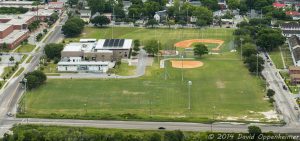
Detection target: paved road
<box><xmin>262</xmin><ymin>53</ymin><xmax>300</xmax><ymax>125</ymax></box>
<box><xmin>0</xmin><ymin>14</ymin><xmax>68</xmax><ymax>136</ymax></box>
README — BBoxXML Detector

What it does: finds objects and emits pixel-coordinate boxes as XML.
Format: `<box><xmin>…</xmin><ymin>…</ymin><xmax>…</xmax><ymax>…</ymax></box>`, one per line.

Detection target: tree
<box><xmin>195</xmin><ymin>19</ymin><xmax>207</xmax><ymax>28</ymax></box>
<box><xmin>199</xmin><ymin>0</ymin><xmax>219</xmax><ymax>11</ymax></box>
<box><xmin>227</xmin><ymin>0</ymin><xmax>240</xmax><ymax>10</ymax></box>
<box><xmin>9</xmin><ymin>56</ymin><xmax>14</xmax><ymax>64</ymax></box>
<box><xmin>149</xmin><ymin>133</ymin><xmax>161</xmax><ymax>141</ymax></box>
<box><xmin>144</xmin><ymin>40</ymin><xmax>160</xmax><ymax>56</ymax></box>
<box><xmin>91</xmin><ymin>16</ymin><xmax>111</xmax><ymax>27</ymax></box>
<box><xmin>267</xmin><ymin>89</ymin><xmax>275</xmax><ymax>98</ymax></box>
<box><xmin>248</xmin><ymin>125</ymin><xmax>262</xmax><ymax>140</ymax></box>
<box><xmin>164</xmin><ymin>130</ymin><xmax>184</xmax><ymax>141</ymax></box>
<box><xmin>62</xmin><ymin>17</ymin><xmax>85</xmax><ymax>37</ymax></box>
<box><xmin>193</xmin><ymin>44</ymin><xmax>208</xmax><ymax>57</ymax></box>
<box><xmin>2</xmin><ymin>42</ymin><xmax>8</xmax><ymax>51</ymax></box>
<box><xmin>68</xmin><ymin>0</ymin><xmax>79</xmax><ymax>6</ymax></box>
<box><xmin>192</xmin><ymin>6</ymin><xmax>213</xmax><ymax>25</ymax></box>
<box><xmin>143</xmin><ymin>1</ymin><xmax>161</xmax><ymax>17</ymax></box>
<box><xmin>133</xmin><ymin>40</ymin><xmax>140</xmax><ymax>52</ymax></box>
<box><xmin>24</xmin><ymin>70</ymin><xmax>47</xmax><ymax>90</ymax></box>
<box><xmin>146</xmin><ymin>19</ymin><xmax>158</xmax><ymax>28</ymax></box>
<box><xmin>256</xmin><ymin>28</ymin><xmax>285</xmax><ymax>51</ymax></box>
<box><xmin>244</xmin><ymin>54</ymin><xmax>264</xmax><ymax>73</ymax></box>
<box><xmin>166</xmin><ymin>20</ymin><xmax>175</xmax><ymax>28</ymax></box>
<box><xmin>44</xmin><ymin>43</ymin><xmax>64</xmax><ymax>59</ymax></box>
<box><xmin>242</xmin><ymin>43</ymin><xmax>257</xmax><ymax>58</ymax></box>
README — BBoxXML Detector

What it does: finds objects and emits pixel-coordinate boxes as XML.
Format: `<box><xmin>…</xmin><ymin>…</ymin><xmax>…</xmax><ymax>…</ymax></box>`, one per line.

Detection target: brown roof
<box><xmin>289</xmin><ymin>66</ymin><xmax>300</xmax><ymax>71</ymax></box>
<box><xmin>291</xmin><ymin>74</ymin><xmax>300</xmax><ymax>78</ymax></box>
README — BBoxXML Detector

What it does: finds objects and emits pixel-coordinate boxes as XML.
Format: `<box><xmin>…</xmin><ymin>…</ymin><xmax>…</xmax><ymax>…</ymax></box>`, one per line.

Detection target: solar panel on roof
<box><xmin>103</xmin><ymin>39</ymin><xmax>109</xmax><ymax>47</ymax></box>
<box><xmin>119</xmin><ymin>39</ymin><xmax>125</xmax><ymax>47</ymax></box>
<box><xmin>108</xmin><ymin>39</ymin><xmax>114</xmax><ymax>47</ymax></box>
<box><xmin>113</xmin><ymin>39</ymin><xmax>120</xmax><ymax>46</ymax></box>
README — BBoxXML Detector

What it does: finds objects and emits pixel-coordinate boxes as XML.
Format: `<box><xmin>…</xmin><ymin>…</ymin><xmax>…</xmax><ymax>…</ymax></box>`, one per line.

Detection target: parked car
<box><xmin>283</xmin><ymin>85</ymin><xmax>288</xmax><ymax>90</ymax></box>
<box><xmin>158</xmin><ymin>127</ymin><xmax>166</xmax><ymax>130</ymax></box>
<box><xmin>294</xmin><ymin>106</ymin><xmax>299</xmax><ymax>110</ymax></box>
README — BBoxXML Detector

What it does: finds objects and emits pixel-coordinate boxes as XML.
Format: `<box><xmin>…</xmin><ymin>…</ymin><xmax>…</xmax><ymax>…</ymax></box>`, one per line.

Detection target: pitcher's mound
<box><xmin>171</xmin><ymin>61</ymin><xmax>204</xmax><ymax>69</ymax></box>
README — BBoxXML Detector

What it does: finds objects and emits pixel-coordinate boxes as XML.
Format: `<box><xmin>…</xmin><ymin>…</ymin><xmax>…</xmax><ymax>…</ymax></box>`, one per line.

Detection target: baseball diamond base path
<box><xmin>174</xmin><ymin>39</ymin><xmax>224</xmax><ymax>51</ymax></box>
<box><xmin>171</xmin><ymin>60</ymin><xmax>204</xmax><ymax>68</ymax></box>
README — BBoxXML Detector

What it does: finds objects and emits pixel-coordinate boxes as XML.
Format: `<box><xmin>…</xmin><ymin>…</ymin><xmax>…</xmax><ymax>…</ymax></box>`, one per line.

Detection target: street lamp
<box><xmin>84</xmin><ymin>103</ymin><xmax>87</xmax><ymax>114</ymax></box>
<box><xmin>23</xmin><ymin>78</ymin><xmax>27</xmax><ymax>113</ymax></box>
<box><xmin>240</xmin><ymin>38</ymin><xmax>244</xmax><ymax>60</ymax></box>
<box><xmin>188</xmin><ymin>81</ymin><xmax>192</xmax><ymax>110</ymax></box>
<box><xmin>181</xmin><ymin>55</ymin><xmax>184</xmax><ymax>82</ymax></box>
<box><xmin>211</xmin><ymin>106</ymin><xmax>216</xmax><ymax>132</ymax></box>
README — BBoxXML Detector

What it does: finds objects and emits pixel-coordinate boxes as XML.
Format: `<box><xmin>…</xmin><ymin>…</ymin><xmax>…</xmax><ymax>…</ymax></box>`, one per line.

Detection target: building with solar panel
<box><xmin>57</xmin><ymin>38</ymin><xmax>133</xmax><ymax>72</ymax></box>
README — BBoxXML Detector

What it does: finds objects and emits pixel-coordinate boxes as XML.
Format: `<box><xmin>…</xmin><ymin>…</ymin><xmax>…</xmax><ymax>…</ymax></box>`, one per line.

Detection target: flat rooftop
<box><xmin>63</xmin><ymin>42</ymin><xmax>96</xmax><ymax>52</ymax></box>
<box><xmin>58</xmin><ymin>61</ymin><xmax>109</xmax><ymax>65</ymax></box>
<box><xmin>0</xmin><ymin>14</ymin><xmax>35</xmax><ymax>25</ymax></box>
<box><xmin>0</xmin><ymin>30</ymin><xmax>28</xmax><ymax>44</ymax></box>
<box><xmin>0</xmin><ymin>24</ymin><xmax>11</xmax><ymax>31</ymax></box>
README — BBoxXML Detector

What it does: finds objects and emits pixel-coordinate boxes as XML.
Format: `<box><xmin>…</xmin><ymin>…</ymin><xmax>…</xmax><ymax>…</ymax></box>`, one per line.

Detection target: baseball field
<box><xmin>20</xmin><ymin>27</ymin><xmax>273</xmax><ymax>122</ymax></box>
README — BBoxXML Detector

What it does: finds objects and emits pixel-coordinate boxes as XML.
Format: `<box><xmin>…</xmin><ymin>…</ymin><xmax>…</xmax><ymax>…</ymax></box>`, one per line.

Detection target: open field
<box><xmin>15</xmin><ymin>44</ymin><xmax>35</xmax><ymax>53</ymax></box>
<box><xmin>20</xmin><ymin>27</ymin><xmax>273</xmax><ymax>122</ymax></box>
<box><xmin>66</xmin><ymin>27</ymin><xmax>234</xmax><ymax>52</ymax></box>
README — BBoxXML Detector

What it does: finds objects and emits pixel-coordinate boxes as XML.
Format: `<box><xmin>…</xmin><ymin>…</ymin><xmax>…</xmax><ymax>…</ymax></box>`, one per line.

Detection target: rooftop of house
<box><xmin>273</xmin><ymin>2</ymin><xmax>286</xmax><ymax>8</ymax></box>
<box><xmin>62</xmin><ymin>42</ymin><xmax>96</xmax><ymax>52</ymax></box>
<box><xmin>286</xmin><ymin>11</ymin><xmax>300</xmax><ymax>16</ymax></box>
<box><xmin>289</xmin><ymin>66</ymin><xmax>300</xmax><ymax>71</ymax></box>
<box><xmin>281</xmin><ymin>22</ymin><xmax>300</xmax><ymax>28</ymax></box>
<box><xmin>283</xmin><ymin>30</ymin><xmax>300</xmax><ymax>34</ymax></box>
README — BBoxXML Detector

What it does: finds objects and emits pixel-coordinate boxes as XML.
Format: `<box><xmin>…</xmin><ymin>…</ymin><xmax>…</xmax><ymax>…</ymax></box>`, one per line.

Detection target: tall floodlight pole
<box><xmin>181</xmin><ymin>55</ymin><xmax>184</xmax><ymax>82</ymax></box>
<box><xmin>211</xmin><ymin>106</ymin><xmax>216</xmax><ymax>132</ymax></box>
<box><xmin>188</xmin><ymin>81</ymin><xmax>192</xmax><ymax>110</ymax></box>
<box><xmin>112</xmin><ymin>5</ymin><xmax>114</xmax><ymax>39</ymax></box>
<box><xmin>23</xmin><ymin>78</ymin><xmax>27</xmax><ymax>113</ymax></box>
<box><xmin>257</xmin><ymin>53</ymin><xmax>259</xmax><ymax>77</ymax></box>
<box><xmin>240</xmin><ymin>38</ymin><xmax>244</xmax><ymax>60</ymax></box>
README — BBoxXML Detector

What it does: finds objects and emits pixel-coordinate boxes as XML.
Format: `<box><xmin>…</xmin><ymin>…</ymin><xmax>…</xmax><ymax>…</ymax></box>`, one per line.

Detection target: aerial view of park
<box><xmin>21</xmin><ymin>27</ymin><xmax>274</xmax><ymax>123</ymax></box>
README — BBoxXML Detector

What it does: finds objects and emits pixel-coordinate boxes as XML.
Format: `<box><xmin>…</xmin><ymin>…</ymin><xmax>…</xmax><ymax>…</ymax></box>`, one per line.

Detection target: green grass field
<box><xmin>15</xmin><ymin>44</ymin><xmax>35</xmax><ymax>53</ymax></box>
<box><xmin>66</xmin><ymin>27</ymin><xmax>235</xmax><ymax>52</ymax></box>
<box><xmin>20</xmin><ymin>27</ymin><xmax>273</xmax><ymax>122</ymax></box>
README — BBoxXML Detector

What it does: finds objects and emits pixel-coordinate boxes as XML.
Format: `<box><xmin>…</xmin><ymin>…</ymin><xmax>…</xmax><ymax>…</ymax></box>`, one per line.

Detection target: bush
<box><xmin>53</xmin><ymin>57</ymin><xmax>60</xmax><ymax>64</ymax></box>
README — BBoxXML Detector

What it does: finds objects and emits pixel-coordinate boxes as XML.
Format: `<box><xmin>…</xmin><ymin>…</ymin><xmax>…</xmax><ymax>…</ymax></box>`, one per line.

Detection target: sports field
<box><xmin>21</xmin><ymin>27</ymin><xmax>273</xmax><ymax>122</ymax></box>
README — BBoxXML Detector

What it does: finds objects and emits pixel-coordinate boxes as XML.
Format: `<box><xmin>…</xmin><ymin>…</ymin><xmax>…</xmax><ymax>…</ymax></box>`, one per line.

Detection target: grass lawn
<box><xmin>40</xmin><ymin>62</ymin><xmax>57</xmax><ymax>73</ymax></box>
<box><xmin>109</xmin><ymin>63</ymin><xmax>136</xmax><ymax>76</ymax></box>
<box><xmin>22</xmin><ymin>53</ymin><xmax>271</xmax><ymax>122</ymax></box>
<box><xmin>269</xmin><ymin>44</ymin><xmax>294</xmax><ymax>69</ymax></box>
<box><xmin>66</xmin><ymin>27</ymin><xmax>235</xmax><ymax>52</ymax></box>
<box><xmin>20</xmin><ymin>27</ymin><xmax>272</xmax><ymax>122</ymax></box>
<box><xmin>26</xmin><ymin>56</ymin><xmax>33</xmax><ymax>64</ymax></box>
<box><xmin>1</xmin><ymin>66</ymin><xmax>13</xmax><ymax>78</ymax></box>
<box><xmin>20</xmin><ymin>55</ymin><xmax>28</xmax><ymax>64</ymax></box>
<box><xmin>15</xmin><ymin>44</ymin><xmax>35</xmax><ymax>53</ymax></box>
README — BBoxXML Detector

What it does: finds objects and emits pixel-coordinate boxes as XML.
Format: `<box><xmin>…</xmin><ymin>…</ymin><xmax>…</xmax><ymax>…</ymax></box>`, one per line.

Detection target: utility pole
<box><xmin>211</xmin><ymin>106</ymin><xmax>216</xmax><ymax>132</ymax></box>
<box><xmin>188</xmin><ymin>81</ymin><xmax>192</xmax><ymax>110</ymax></box>
<box><xmin>23</xmin><ymin>78</ymin><xmax>27</xmax><ymax>113</ymax></box>
<box><xmin>256</xmin><ymin>54</ymin><xmax>259</xmax><ymax>76</ymax></box>
<box><xmin>181</xmin><ymin>55</ymin><xmax>184</xmax><ymax>82</ymax></box>
<box><xmin>240</xmin><ymin>38</ymin><xmax>244</xmax><ymax>60</ymax></box>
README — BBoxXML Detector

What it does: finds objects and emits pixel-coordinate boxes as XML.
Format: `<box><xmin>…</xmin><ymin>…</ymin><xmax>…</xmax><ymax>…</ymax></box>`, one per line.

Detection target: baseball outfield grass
<box><xmin>19</xmin><ymin>27</ymin><xmax>273</xmax><ymax>122</ymax></box>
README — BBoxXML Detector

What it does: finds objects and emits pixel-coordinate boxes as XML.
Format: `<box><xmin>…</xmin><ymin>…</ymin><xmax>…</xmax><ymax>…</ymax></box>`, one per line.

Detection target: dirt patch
<box><xmin>171</xmin><ymin>60</ymin><xmax>204</xmax><ymax>69</ymax></box>
<box><xmin>174</xmin><ymin>39</ymin><xmax>224</xmax><ymax>51</ymax></box>
<box><xmin>122</xmin><ymin>90</ymin><xmax>145</xmax><ymax>95</ymax></box>
<box><xmin>216</xmin><ymin>80</ymin><xmax>225</xmax><ymax>88</ymax></box>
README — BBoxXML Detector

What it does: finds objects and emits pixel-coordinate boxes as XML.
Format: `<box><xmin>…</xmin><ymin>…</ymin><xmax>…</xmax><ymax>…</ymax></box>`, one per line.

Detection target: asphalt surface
<box><xmin>1</xmin><ymin>16</ymin><xmax>300</xmax><ymax>136</ymax></box>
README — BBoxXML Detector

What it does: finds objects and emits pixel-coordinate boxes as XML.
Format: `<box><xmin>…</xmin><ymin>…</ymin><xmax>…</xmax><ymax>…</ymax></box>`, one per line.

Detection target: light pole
<box><xmin>181</xmin><ymin>55</ymin><xmax>184</xmax><ymax>82</ymax></box>
<box><xmin>23</xmin><ymin>78</ymin><xmax>27</xmax><ymax>113</ymax></box>
<box><xmin>188</xmin><ymin>81</ymin><xmax>192</xmax><ymax>110</ymax></box>
<box><xmin>240</xmin><ymin>38</ymin><xmax>244</xmax><ymax>60</ymax></box>
<box><xmin>211</xmin><ymin>106</ymin><xmax>216</xmax><ymax>132</ymax></box>
<box><xmin>256</xmin><ymin>53</ymin><xmax>259</xmax><ymax>77</ymax></box>
<box><xmin>84</xmin><ymin>103</ymin><xmax>87</xmax><ymax>114</ymax></box>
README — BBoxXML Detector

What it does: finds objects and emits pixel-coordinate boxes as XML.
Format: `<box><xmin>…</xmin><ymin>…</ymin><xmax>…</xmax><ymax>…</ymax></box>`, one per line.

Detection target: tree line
<box><xmin>1</xmin><ymin>125</ymin><xmax>295</xmax><ymax>141</ymax></box>
<box><xmin>234</xmin><ymin>18</ymin><xmax>285</xmax><ymax>74</ymax></box>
